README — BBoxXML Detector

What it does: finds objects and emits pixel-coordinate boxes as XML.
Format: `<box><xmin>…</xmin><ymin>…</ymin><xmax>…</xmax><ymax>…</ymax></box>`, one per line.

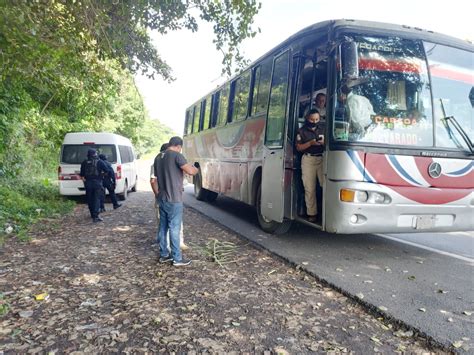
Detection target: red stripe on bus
<box><xmin>359</xmin><ymin>58</ymin><xmax>421</xmax><ymax>73</ymax></box>
<box><xmin>429</xmin><ymin>65</ymin><xmax>474</xmax><ymax>85</ymax></box>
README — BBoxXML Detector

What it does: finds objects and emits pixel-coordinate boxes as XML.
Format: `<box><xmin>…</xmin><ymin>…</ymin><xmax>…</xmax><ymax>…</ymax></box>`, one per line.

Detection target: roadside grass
<box><xmin>0</xmin><ymin>177</ymin><xmax>75</xmax><ymax>245</ymax></box>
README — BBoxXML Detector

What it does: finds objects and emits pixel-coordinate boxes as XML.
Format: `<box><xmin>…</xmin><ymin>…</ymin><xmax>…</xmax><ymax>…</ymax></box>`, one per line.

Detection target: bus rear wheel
<box><xmin>256</xmin><ymin>184</ymin><xmax>292</xmax><ymax>234</ymax></box>
<box><xmin>194</xmin><ymin>172</ymin><xmax>208</xmax><ymax>201</ymax></box>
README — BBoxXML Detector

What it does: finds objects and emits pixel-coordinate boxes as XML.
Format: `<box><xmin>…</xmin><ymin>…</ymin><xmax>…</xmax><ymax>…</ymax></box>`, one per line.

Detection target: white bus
<box><xmin>183</xmin><ymin>19</ymin><xmax>473</xmax><ymax>234</ymax></box>
<box><xmin>58</xmin><ymin>132</ymin><xmax>138</xmax><ymax>200</ymax></box>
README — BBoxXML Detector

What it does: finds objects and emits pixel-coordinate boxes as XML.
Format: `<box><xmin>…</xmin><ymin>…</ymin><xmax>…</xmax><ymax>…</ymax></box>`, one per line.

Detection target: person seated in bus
<box><xmin>296</xmin><ymin>109</ymin><xmax>325</xmax><ymax>223</ymax></box>
<box><xmin>340</xmin><ymin>79</ymin><xmax>375</xmax><ymax>137</ymax></box>
<box><xmin>314</xmin><ymin>92</ymin><xmax>327</xmax><ymax>121</ymax></box>
<box><xmin>303</xmin><ymin>92</ymin><xmax>327</xmax><ymax>121</ymax></box>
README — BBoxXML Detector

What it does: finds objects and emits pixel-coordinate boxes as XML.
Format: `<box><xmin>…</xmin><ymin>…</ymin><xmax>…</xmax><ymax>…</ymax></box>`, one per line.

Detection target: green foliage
<box><xmin>0</xmin><ymin>293</ymin><xmax>9</xmax><ymax>316</ymax></box>
<box><xmin>138</xmin><ymin>118</ymin><xmax>176</xmax><ymax>157</ymax></box>
<box><xmin>0</xmin><ymin>177</ymin><xmax>75</xmax><ymax>243</ymax></box>
<box><xmin>0</xmin><ymin>1</ymin><xmax>258</xmax><ymax>240</ymax></box>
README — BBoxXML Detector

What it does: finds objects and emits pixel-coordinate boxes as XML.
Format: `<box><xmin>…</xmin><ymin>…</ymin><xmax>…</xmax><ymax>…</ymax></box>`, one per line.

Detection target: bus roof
<box><xmin>189</xmin><ymin>19</ymin><xmax>473</xmax><ymax>107</ymax></box>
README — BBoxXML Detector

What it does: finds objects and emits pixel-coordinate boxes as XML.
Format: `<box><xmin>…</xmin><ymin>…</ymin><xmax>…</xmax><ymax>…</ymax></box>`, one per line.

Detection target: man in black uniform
<box><xmin>98</xmin><ymin>153</ymin><xmax>121</xmax><ymax>212</ymax></box>
<box><xmin>296</xmin><ymin>109</ymin><xmax>325</xmax><ymax>223</ymax></box>
<box><xmin>80</xmin><ymin>149</ymin><xmax>109</xmax><ymax>222</ymax></box>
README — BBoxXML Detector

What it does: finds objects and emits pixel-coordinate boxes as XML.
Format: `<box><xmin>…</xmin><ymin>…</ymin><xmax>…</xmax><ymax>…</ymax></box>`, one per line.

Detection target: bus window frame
<box><xmin>184</xmin><ymin>109</ymin><xmax>191</xmax><ymax>135</ymax></box>
<box><xmin>202</xmin><ymin>94</ymin><xmax>212</xmax><ymax>131</ymax></box>
<box><xmin>264</xmin><ymin>50</ymin><xmax>291</xmax><ymax>149</ymax></box>
<box><xmin>188</xmin><ymin>106</ymin><xmax>196</xmax><ymax>134</ymax></box>
<box><xmin>210</xmin><ymin>91</ymin><xmax>220</xmax><ymax>128</ymax></box>
<box><xmin>252</xmin><ymin>57</ymin><xmax>274</xmax><ymax>117</ymax></box>
<box><xmin>217</xmin><ymin>83</ymin><xmax>230</xmax><ymax>127</ymax></box>
<box><xmin>193</xmin><ymin>101</ymin><xmax>202</xmax><ymax>133</ymax></box>
<box><xmin>230</xmin><ymin>69</ymin><xmax>252</xmax><ymax>122</ymax></box>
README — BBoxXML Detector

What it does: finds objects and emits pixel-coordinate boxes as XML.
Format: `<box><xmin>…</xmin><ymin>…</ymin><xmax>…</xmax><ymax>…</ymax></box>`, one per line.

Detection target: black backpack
<box><xmin>84</xmin><ymin>158</ymin><xmax>99</xmax><ymax>178</ymax></box>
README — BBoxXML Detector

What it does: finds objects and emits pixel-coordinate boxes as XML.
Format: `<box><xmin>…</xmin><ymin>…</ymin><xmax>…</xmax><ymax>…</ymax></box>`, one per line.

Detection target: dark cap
<box><xmin>98</xmin><ymin>154</ymin><xmax>107</xmax><ymax>160</ymax></box>
<box><xmin>87</xmin><ymin>148</ymin><xmax>97</xmax><ymax>157</ymax></box>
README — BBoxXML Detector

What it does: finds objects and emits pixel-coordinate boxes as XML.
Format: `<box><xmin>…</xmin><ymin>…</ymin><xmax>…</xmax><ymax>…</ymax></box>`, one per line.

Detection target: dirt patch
<box><xmin>0</xmin><ymin>190</ymin><xmax>446</xmax><ymax>353</ymax></box>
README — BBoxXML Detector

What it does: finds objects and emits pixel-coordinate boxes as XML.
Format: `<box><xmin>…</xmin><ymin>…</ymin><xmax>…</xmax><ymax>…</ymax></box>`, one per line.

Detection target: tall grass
<box><xmin>0</xmin><ymin>176</ymin><xmax>75</xmax><ymax>244</ymax></box>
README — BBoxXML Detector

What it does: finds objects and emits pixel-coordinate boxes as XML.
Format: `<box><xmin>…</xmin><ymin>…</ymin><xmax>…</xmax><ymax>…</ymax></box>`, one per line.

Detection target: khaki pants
<box><xmin>301</xmin><ymin>154</ymin><xmax>324</xmax><ymax>216</ymax></box>
<box><xmin>154</xmin><ymin>198</ymin><xmax>185</xmax><ymax>246</ymax></box>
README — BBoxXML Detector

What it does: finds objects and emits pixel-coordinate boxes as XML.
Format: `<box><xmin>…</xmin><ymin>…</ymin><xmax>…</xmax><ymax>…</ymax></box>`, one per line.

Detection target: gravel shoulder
<box><xmin>0</xmin><ymin>189</ymin><xmax>448</xmax><ymax>353</ymax></box>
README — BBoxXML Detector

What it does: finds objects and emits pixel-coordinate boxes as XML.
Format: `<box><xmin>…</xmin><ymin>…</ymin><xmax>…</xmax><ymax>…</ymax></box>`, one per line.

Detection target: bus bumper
<box><xmin>325</xmin><ymin>181</ymin><xmax>474</xmax><ymax>234</ymax></box>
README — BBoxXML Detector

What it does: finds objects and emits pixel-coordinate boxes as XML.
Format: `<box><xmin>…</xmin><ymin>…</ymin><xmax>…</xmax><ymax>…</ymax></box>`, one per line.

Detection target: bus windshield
<box><xmin>425</xmin><ymin>42</ymin><xmax>474</xmax><ymax>152</ymax></box>
<box><xmin>334</xmin><ymin>36</ymin><xmax>473</xmax><ymax>153</ymax></box>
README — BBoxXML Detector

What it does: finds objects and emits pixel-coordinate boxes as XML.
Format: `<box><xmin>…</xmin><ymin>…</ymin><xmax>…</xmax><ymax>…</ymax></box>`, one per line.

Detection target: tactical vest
<box><xmin>83</xmin><ymin>158</ymin><xmax>99</xmax><ymax>178</ymax></box>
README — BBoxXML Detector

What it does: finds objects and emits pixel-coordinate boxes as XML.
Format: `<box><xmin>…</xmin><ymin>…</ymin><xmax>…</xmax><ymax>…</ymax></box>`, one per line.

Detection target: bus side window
<box><xmin>210</xmin><ymin>91</ymin><xmax>220</xmax><ymax>128</ymax></box>
<box><xmin>231</xmin><ymin>70</ymin><xmax>251</xmax><ymax>122</ymax></box>
<box><xmin>193</xmin><ymin>102</ymin><xmax>201</xmax><ymax>133</ymax></box>
<box><xmin>189</xmin><ymin>106</ymin><xmax>196</xmax><ymax>134</ymax></box>
<box><xmin>217</xmin><ymin>83</ymin><xmax>230</xmax><ymax>126</ymax></box>
<box><xmin>252</xmin><ymin>58</ymin><xmax>273</xmax><ymax>116</ymax></box>
<box><xmin>185</xmin><ymin>108</ymin><xmax>194</xmax><ymax>135</ymax></box>
<box><xmin>202</xmin><ymin>95</ymin><xmax>212</xmax><ymax>130</ymax></box>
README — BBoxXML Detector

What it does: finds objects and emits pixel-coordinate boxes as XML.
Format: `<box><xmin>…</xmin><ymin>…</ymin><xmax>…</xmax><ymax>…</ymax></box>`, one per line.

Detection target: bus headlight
<box><xmin>367</xmin><ymin>191</ymin><xmax>389</xmax><ymax>204</ymax></box>
<box><xmin>340</xmin><ymin>189</ymin><xmax>391</xmax><ymax>204</ymax></box>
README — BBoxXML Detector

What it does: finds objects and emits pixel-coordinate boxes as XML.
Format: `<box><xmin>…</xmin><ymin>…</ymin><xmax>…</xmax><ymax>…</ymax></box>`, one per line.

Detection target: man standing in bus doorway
<box><xmin>296</xmin><ymin>109</ymin><xmax>325</xmax><ymax>223</ymax></box>
<box><xmin>154</xmin><ymin>136</ymin><xmax>198</xmax><ymax>266</ymax></box>
<box><xmin>80</xmin><ymin>148</ymin><xmax>109</xmax><ymax>223</ymax></box>
<box><xmin>150</xmin><ymin>143</ymin><xmax>188</xmax><ymax>251</ymax></box>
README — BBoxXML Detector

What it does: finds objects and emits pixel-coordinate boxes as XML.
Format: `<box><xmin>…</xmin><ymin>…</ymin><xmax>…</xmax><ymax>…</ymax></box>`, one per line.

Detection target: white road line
<box><xmin>376</xmin><ymin>234</ymin><xmax>474</xmax><ymax>264</ymax></box>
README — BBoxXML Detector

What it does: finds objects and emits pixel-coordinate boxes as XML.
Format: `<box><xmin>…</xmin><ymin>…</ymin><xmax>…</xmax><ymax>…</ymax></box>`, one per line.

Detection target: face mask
<box><xmin>306</xmin><ymin>122</ymin><xmax>317</xmax><ymax>128</ymax></box>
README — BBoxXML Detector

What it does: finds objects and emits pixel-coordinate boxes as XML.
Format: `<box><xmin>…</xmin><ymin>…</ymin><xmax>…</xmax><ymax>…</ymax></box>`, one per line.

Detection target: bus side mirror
<box><xmin>469</xmin><ymin>87</ymin><xmax>474</xmax><ymax>108</ymax></box>
<box><xmin>341</xmin><ymin>41</ymin><xmax>359</xmax><ymax>81</ymax></box>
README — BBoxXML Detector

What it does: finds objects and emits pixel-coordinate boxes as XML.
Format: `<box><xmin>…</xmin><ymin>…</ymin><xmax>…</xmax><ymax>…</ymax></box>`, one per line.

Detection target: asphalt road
<box><xmin>182</xmin><ymin>184</ymin><xmax>474</xmax><ymax>350</ymax></box>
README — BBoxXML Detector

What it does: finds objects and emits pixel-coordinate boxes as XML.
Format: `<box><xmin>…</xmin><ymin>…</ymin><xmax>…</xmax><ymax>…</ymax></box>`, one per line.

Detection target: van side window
<box><xmin>119</xmin><ymin>145</ymin><xmax>133</xmax><ymax>163</ymax></box>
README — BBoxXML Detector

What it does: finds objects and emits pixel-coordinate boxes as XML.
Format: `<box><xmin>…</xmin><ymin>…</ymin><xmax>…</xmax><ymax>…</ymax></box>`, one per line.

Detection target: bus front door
<box><xmin>261</xmin><ymin>50</ymin><xmax>291</xmax><ymax>223</ymax></box>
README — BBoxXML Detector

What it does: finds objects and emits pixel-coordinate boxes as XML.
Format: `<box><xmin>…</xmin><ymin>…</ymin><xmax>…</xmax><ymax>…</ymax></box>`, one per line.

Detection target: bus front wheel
<box><xmin>256</xmin><ymin>184</ymin><xmax>292</xmax><ymax>234</ymax></box>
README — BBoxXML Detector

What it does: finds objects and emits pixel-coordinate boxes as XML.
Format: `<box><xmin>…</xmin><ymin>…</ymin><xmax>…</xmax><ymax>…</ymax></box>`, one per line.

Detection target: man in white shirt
<box><xmin>341</xmin><ymin>79</ymin><xmax>375</xmax><ymax>134</ymax></box>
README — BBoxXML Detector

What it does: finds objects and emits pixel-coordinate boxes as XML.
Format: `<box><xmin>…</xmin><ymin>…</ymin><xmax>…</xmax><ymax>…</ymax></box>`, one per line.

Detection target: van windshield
<box><xmin>61</xmin><ymin>145</ymin><xmax>117</xmax><ymax>164</ymax></box>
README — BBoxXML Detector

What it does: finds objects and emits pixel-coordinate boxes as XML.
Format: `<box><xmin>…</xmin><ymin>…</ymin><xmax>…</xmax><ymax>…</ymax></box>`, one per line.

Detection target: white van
<box><xmin>58</xmin><ymin>132</ymin><xmax>138</xmax><ymax>199</ymax></box>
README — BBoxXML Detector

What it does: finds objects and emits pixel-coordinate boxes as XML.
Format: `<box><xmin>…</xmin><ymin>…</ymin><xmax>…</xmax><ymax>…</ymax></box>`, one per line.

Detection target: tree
<box><xmin>1</xmin><ymin>0</ymin><xmax>261</xmax><ymax>82</ymax></box>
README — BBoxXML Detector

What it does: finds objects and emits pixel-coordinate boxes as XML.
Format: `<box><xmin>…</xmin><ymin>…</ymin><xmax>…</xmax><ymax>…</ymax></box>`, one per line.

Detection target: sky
<box><xmin>134</xmin><ymin>0</ymin><xmax>473</xmax><ymax>135</ymax></box>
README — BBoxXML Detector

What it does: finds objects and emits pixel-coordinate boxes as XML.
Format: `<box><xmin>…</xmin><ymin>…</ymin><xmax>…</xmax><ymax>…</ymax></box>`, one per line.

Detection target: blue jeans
<box><xmin>158</xmin><ymin>198</ymin><xmax>183</xmax><ymax>262</ymax></box>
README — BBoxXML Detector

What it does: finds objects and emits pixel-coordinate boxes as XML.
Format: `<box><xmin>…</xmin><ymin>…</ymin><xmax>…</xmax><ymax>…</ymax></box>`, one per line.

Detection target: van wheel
<box><xmin>120</xmin><ymin>181</ymin><xmax>128</xmax><ymax>201</ymax></box>
<box><xmin>194</xmin><ymin>172</ymin><xmax>208</xmax><ymax>201</ymax></box>
<box><xmin>206</xmin><ymin>191</ymin><xmax>218</xmax><ymax>202</ymax></box>
<box><xmin>256</xmin><ymin>184</ymin><xmax>292</xmax><ymax>234</ymax></box>
<box><xmin>131</xmin><ymin>177</ymin><xmax>137</xmax><ymax>192</ymax></box>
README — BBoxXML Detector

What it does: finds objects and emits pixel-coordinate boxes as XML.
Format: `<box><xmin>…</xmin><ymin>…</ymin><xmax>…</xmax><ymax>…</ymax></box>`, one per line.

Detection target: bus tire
<box><xmin>131</xmin><ymin>176</ymin><xmax>138</xmax><ymax>192</ymax></box>
<box><xmin>194</xmin><ymin>172</ymin><xmax>208</xmax><ymax>201</ymax></box>
<box><xmin>256</xmin><ymin>184</ymin><xmax>292</xmax><ymax>234</ymax></box>
<box><xmin>206</xmin><ymin>191</ymin><xmax>218</xmax><ymax>202</ymax></box>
